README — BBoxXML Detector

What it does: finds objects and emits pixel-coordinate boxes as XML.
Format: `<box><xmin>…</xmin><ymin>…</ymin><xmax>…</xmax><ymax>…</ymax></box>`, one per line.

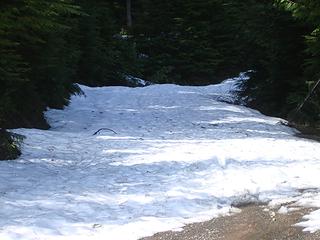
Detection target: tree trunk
<box><xmin>126</xmin><ymin>0</ymin><xmax>132</xmax><ymax>27</ymax></box>
<box><xmin>289</xmin><ymin>78</ymin><xmax>320</xmax><ymax>122</ymax></box>
<box><xmin>296</xmin><ymin>78</ymin><xmax>320</xmax><ymax>113</ymax></box>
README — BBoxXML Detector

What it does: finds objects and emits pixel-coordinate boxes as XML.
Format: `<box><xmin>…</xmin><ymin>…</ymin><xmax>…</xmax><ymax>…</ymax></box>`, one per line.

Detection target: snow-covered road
<box><xmin>1</xmin><ymin>75</ymin><xmax>320</xmax><ymax>239</ymax></box>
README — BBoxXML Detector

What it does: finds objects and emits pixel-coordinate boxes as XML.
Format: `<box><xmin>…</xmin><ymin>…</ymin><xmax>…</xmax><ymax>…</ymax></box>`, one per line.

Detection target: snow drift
<box><xmin>1</xmin><ymin>73</ymin><xmax>320</xmax><ymax>239</ymax></box>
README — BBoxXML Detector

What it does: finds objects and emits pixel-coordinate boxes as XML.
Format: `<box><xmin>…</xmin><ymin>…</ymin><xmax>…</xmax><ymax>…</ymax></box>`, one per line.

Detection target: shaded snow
<box><xmin>125</xmin><ymin>75</ymin><xmax>151</xmax><ymax>87</ymax></box>
<box><xmin>1</xmin><ymin>73</ymin><xmax>320</xmax><ymax>239</ymax></box>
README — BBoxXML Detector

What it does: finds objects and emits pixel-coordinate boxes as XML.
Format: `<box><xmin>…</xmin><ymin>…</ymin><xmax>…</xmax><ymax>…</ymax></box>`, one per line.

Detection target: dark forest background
<box><xmin>1</xmin><ymin>0</ymin><xmax>320</xmax><ymax>131</ymax></box>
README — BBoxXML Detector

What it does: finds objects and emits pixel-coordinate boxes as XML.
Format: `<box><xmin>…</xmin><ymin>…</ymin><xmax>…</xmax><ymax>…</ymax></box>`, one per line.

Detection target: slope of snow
<box><xmin>1</xmin><ymin>73</ymin><xmax>320</xmax><ymax>239</ymax></box>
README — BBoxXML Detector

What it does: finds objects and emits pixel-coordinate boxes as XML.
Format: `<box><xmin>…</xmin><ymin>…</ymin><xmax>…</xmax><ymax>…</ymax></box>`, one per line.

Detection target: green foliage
<box><xmin>0</xmin><ymin>129</ymin><xmax>22</xmax><ymax>160</ymax></box>
<box><xmin>72</xmin><ymin>0</ymin><xmax>141</xmax><ymax>87</ymax></box>
<box><xmin>0</xmin><ymin>0</ymin><xmax>82</xmax><ymax>128</ymax></box>
<box><xmin>233</xmin><ymin>0</ymin><xmax>308</xmax><ymax>117</ymax></box>
<box><xmin>132</xmin><ymin>0</ymin><xmax>244</xmax><ymax>85</ymax></box>
<box><xmin>1</xmin><ymin>0</ymin><xmax>320</xmax><ymax>131</ymax></box>
<box><xmin>0</xmin><ymin>0</ymin><xmax>142</xmax><ymax>129</ymax></box>
<box><xmin>259</xmin><ymin>0</ymin><xmax>320</xmax><ymax>123</ymax></box>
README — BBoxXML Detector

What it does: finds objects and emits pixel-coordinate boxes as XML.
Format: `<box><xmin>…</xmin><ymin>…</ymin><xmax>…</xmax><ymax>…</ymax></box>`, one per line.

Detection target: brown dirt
<box><xmin>141</xmin><ymin>204</ymin><xmax>320</xmax><ymax>240</ymax></box>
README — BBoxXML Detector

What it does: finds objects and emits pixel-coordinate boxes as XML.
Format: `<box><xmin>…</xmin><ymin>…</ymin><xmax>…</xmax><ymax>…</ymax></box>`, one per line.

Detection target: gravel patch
<box><xmin>141</xmin><ymin>204</ymin><xmax>320</xmax><ymax>240</ymax></box>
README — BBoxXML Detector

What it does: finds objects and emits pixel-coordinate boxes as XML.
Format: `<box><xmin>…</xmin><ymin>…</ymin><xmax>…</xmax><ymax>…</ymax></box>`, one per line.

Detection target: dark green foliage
<box><xmin>237</xmin><ymin>0</ymin><xmax>320</xmax><ymax>123</ymax></box>
<box><xmin>0</xmin><ymin>129</ymin><xmax>22</xmax><ymax>160</ymax></box>
<box><xmin>1</xmin><ymin>0</ymin><xmax>320</xmax><ymax>133</ymax></box>
<box><xmin>235</xmin><ymin>1</ymin><xmax>307</xmax><ymax>117</ymax></box>
<box><xmin>75</xmin><ymin>0</ymin><xmax>141</xmax><ymax>87</ymax></box>
<box><xmin>76</xmin><ymin>0</ymin><xmax>121</xmax><ymax>86</ymax></box>
<box><xmin>132</xmin><ymin>0</ymin><xmax>244</xmax><ymax>85</ymax></box>
<box><xmin>0</xmin><ymin>0</ymin><xmax>81</xmax><ymax>128</ymax></box>
<box><xmin>291</xmin><ymin>0</ymin><xmax>320</xmax><ymax>123</ymax></box>
<box><xmin>0</xmin><ymin>0</ymin><xmax>142</xmax><ymax>130</ymax></box>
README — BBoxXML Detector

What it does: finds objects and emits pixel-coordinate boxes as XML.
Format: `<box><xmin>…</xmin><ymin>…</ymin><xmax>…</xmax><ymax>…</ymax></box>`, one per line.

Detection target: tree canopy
<box><xmin>1</xmin><ymin>0</ymin><xmax>320</xmax><ymax>128</ymax></box>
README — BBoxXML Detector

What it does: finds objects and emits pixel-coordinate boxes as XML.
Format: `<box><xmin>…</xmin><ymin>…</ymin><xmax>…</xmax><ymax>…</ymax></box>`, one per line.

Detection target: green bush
<box><xmin>0</xmin><ymin>129</ymin><xmax>23</xmax><ymax>160</ymax></box>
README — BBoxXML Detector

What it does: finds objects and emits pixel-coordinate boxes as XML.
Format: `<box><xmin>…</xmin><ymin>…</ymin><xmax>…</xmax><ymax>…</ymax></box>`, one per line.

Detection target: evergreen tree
<box><xmin>1</xmin><ymin>0</ymin><xmax>320</xmax><ymax>131</ymax></box>
<box><xmin>132</xmin><ymin>0</ymin><xmax>244</xmax><ymax>85</ymax></box>
<box><xmin>285</xmin><ymin>0</ymin><xmax>320</xmax><ymax>122</ymax></box>
<box><xmin>235</xmin><ymin>0</ymin><xmax>307</xmax><ymax>117</ymax></box>
<box><xmin>75</xmin><ymin>0</ymin><xmax>140</xmax><ymax>87</ymax></box>
<box><xmin>0</xmin><ymin>0</ymin><xmax>81</xmax><ymax>128</ymax></box>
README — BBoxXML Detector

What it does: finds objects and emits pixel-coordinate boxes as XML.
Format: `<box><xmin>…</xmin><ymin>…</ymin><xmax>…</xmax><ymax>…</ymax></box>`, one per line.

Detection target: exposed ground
<box><xmin>141</xmin><ymin>204</ymin><xmax>320</xmax><ymax>240</ymax></box>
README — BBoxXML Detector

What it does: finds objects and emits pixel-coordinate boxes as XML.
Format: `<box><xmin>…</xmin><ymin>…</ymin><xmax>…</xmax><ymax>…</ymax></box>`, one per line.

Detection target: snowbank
<box><xmin>0</xmin><ymin>73</ymin><xmax>320</xmax><ymax>239</ymax></box>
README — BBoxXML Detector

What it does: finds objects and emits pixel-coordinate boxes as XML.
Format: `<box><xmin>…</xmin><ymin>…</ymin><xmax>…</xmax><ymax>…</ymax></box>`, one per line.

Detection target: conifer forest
<box><xmin>1</xmin><ymin>0</ymin><xmax>319</xmax><ymax>130</ymax></box>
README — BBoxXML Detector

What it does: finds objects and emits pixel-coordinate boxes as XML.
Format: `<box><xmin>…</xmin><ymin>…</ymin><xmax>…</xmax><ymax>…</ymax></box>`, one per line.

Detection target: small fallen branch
<box><xmin>93</xmin><ymin>128</ymin><xmax>117</xmax><ymax>135</ymax></box>
<box><xmin>290</xmin><ymin>78</ymin><xmax>320</xmax><ymax>122</ymax></box>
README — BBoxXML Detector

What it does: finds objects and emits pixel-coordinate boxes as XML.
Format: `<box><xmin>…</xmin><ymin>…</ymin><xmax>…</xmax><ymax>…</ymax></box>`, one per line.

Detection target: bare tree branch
<box><xmin>93</xmin><ymin>128</ymin><xmax>117</xmax><ymax>135</ymax></box>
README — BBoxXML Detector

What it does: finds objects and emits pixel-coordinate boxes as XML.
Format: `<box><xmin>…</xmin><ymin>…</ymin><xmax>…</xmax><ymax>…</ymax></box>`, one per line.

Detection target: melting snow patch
<box><xmin>1</xmin><ymin>73</ymin><xmax>320</xmax><ymax>239</ymax></box>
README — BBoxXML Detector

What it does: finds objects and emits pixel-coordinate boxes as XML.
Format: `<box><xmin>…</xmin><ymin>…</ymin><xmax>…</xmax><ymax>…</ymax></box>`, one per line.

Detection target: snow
<box><xmin>125</xmin><ymin>75</ymin><xmax>151</xmax><ymax>87</ymax></box>
<box><xmin>278</xmin><ymin>206</ymin><xmax>289</xmax><ymax>214</ymax></box>
<box><xmin>1</xmin><ymin>73</ymin><xmax>320</xmax><ymax>239</ymax></box>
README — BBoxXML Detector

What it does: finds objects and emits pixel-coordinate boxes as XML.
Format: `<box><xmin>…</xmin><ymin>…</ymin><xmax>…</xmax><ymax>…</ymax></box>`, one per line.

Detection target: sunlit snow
<box><xmin>1</xmin><ymin>73</ymin><xmax>320</xmax><ymax>239</ymax></box>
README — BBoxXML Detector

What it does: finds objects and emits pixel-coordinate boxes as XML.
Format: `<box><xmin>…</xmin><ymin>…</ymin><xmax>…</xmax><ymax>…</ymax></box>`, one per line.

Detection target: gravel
<box><xmin>141</xmin><ymin>204</ymin><xmax>320</xmax><ymax>240</ymax></box>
